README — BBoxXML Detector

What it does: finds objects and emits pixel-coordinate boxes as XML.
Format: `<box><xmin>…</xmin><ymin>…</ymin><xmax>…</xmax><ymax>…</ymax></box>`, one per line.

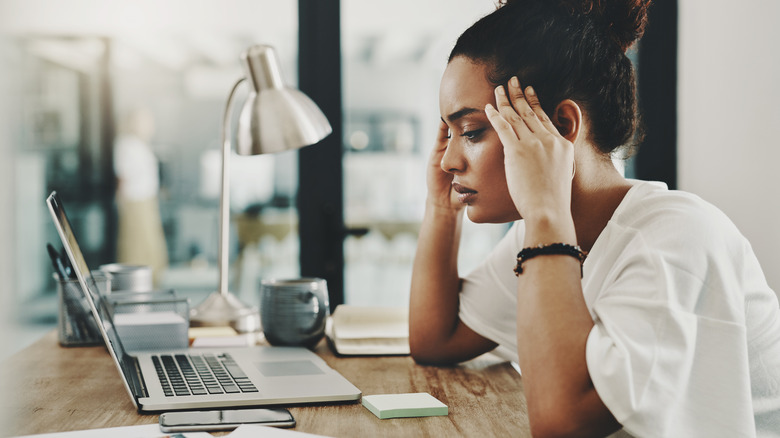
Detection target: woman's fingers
<box><xmin>436</xmin><ymin>120</ymin><xmax>450</xmax><ymax>147</ymax></box>
<box><xmin>506</xmin><ymin>77</ymin><xmax>547</xmax><ymax>135</ymax></box>
<box><xmin>521</xmin><ymin>83</ymin><xmax>559</xmax><ymax>136</ymax></box>
<box><xmin>493</xmin><ymin>84</ymin><xmax>532</xmax><ymax>139</ymax></box>
<box><xmin>488</xmin><ymin>77</ymin><xmax>564</xmax><ymax>147</ymax></box>
<box><xmin>485</xmin><ymin>103</ymin><xmax>520</xmax><ymax>147</ymax></box>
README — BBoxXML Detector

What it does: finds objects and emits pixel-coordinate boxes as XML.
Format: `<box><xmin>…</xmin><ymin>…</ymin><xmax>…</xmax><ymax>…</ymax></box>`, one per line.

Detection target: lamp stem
<box><xmin>218</xmin><ymin>77</ymin><xmax>246</xmax><ymax>297</ymax></box>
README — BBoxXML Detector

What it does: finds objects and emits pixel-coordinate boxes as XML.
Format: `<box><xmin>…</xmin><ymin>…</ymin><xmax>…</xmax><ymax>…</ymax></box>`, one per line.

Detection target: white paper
<box><xmin>113</xmin><ymin>311</ymin><xmax>187</xmax><ymax>326</ymax></box>
<box><xmin>13</xmin><ymin>423</ymin><xmax>212</xmax><ymax>438</ymax></box>
<box><xmin>192</xmin><ymin>333</ymin><xmax>255</xmax><ymax>348</ymax></box>
<box><xmin>227</xmin><ymin>424</ymin><xmax>331</xmax><ymax>437</ymax></box>
<box><xmin>330</xmin><ymin>337</ymin><xmax>410</xmax><ymax>356</ymax></box>
<box><xmin>331</xmin><ymin>306</ymin><xmax>408</xmax><ymax>339</ymax></box>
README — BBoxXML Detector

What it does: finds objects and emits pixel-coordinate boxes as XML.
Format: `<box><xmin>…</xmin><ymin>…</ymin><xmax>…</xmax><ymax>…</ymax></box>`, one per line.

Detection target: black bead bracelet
<box><xmin>514</xmin><ymin>243</ymin><xmax>587</xmax><ymax>277</ymax></box>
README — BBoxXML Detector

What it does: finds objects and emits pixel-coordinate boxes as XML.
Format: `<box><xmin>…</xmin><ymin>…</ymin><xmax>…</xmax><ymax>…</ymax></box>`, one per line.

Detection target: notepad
<box><xmin>326</xmin><ymin>305</ymin><xmax>410</xmax><ymax>356</ymax></box>
<box><xmin>362</xmin><ymin>393</ymin><xmax>448</xmax><ymax>419</ymax></box>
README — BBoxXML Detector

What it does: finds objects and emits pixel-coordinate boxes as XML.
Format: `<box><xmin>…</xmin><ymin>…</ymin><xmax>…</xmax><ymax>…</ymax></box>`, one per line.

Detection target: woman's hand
<box><xmin>425</xmin><ymin>120</ymin><xmax>463</xmax><ymax>212</ymax></box>
<box><xmin>485</xmin><ymin>77</ymin><xmax>575</xmax><ymax>223</ymax></box>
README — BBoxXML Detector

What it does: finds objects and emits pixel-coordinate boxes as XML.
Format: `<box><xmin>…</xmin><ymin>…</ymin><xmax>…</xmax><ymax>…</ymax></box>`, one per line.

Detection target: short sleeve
<box><xmin>458</xmin><ymin>221</ymin><xmax>522</xmax><ymax>360</ymax></box>
<box><xmin>113</xmin><ymin>136</ymin><xmax>159</xmax><ymax>200</ymax></box>
<box><xmin>585</xmin><ymin>233</ymin><xmax>757</xmax><ymax>437</ymax></box>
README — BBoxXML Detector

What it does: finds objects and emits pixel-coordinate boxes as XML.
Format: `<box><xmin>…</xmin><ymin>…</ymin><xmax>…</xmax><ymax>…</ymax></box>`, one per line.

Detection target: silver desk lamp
<box><xmin>189</xmin><ymin>44</ymin><xmax>332</xmax><ymax>332</ymax></box>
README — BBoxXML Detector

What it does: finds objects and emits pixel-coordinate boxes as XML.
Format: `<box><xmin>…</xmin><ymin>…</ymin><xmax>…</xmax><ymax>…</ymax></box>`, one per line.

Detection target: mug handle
<box><xmin>301</xmin><ymin>291</ymin><xmax>327</xmax><ymax>334</ymax></box>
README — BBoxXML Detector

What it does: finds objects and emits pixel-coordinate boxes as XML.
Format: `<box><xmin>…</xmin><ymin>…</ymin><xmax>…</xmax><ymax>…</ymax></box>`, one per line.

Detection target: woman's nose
<box><xmin>440</xmin><ymin>140</ymin><xmax>465</xmax><ymax>174</ymax></box>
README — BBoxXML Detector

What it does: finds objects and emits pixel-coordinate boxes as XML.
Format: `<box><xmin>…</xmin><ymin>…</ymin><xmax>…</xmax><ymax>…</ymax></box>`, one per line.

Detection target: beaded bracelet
<box><xmin>514</xmin><ymin>243</ymin><xmax>587</xmax><ymax>277</ymax></box>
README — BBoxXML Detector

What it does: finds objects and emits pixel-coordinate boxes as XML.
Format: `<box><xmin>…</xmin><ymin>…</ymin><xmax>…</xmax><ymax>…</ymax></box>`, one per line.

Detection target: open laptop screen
<box><xmin>46</xmin><ymin>192</ymin><xmax>132</xmax><ymax>376</ymax></box>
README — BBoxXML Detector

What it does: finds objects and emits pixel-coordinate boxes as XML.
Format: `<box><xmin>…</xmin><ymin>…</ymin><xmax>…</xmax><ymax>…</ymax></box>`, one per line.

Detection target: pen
<box><xmin>59</xmin><ymin>246</ymin><xmax>74</xmax><ymax>278</ymax></box>
<box><xmin>48</xmin><ymin>243</ymin><xmax>85</xmax><ymax>341</ymax></box>
<box><xmin>46</xmin><ymin>243</ymin><xmax>70</xmax><ymax>280</ymax></box>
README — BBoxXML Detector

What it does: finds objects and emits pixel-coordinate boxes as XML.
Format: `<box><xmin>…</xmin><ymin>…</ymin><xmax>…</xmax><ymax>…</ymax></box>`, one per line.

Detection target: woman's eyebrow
<box><xmin>442</xmin><ymin>107</ymin><xmax>481</xmax><ymax>124</ymax></box>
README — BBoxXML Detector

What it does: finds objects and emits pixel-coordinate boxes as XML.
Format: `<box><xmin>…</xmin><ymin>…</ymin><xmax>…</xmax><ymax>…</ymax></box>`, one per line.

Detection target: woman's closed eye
<box><xmin>462</xmin><ymin>128</ymin><xmax>486</xmax><ymax>141</ymax></box>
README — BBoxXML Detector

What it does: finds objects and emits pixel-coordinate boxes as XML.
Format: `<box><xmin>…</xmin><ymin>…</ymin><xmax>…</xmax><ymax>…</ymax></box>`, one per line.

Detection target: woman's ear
<box><xmin>552</xmin><ymin>99</ymin><xmax>583</xmax><ymax>142</ymax></box>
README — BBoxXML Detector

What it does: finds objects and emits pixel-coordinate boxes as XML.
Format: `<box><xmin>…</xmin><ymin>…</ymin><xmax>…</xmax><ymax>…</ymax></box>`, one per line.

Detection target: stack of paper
<box><xmin>326</xmin><ymin>305</ymin><xmax>410</xmax><ymax>356</ymax></box>
<box><xmin>113</xmin><ymin>311</ymin><xmax>189</xmax><ymax>352</ymax></box>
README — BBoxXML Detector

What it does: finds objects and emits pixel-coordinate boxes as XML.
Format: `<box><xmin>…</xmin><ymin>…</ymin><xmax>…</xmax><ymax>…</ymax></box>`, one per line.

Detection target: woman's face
<box><xmin>439</xmin><ymin>56</ymin><xmax>520</xmax><ymax>223</ymax></box>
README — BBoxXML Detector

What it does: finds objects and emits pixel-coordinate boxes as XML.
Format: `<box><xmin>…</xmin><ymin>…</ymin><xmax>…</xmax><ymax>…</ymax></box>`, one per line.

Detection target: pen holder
<box><xmin>56</xmin><ymin>272</ymin><xmax>110</xmax><ymax>347</ymax></box>
<box><xmin>105</xmin><ymin>290</ymin><xmax>190</xmax><ymax>352</ymax></box>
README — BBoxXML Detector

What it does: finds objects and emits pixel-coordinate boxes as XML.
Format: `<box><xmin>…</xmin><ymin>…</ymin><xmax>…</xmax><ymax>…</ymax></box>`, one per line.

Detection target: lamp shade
<box><xmin>236</xmin><ymin>45</ymin><xmax>332</xmax><ymax>155</ymax></box>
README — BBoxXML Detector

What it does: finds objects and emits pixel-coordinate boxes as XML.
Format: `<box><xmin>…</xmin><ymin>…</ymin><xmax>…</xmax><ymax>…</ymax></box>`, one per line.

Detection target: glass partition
<box><xmin>341</xmin><ymin>1</ymin><xmax>511</xmax><ymax>306</ymax></box>
<box><xmin>1</xmin><ymin>0</ymin><xmax>299</xmax><ymax>342</ymax></box>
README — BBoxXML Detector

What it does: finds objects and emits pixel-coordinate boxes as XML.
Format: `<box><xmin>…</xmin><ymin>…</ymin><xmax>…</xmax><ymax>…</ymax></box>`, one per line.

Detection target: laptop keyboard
<box><xmin>151</xmin><ymin>353</ymin><xmax>258</xmax><ymax>397</ymax></box>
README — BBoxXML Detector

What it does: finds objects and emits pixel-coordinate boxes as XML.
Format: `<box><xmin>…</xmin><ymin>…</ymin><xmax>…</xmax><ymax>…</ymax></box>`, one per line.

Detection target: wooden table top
<box><xmin>0</xmin><ymin>331</ymin><xmax>530</xmax><ymax>437</ymax></box>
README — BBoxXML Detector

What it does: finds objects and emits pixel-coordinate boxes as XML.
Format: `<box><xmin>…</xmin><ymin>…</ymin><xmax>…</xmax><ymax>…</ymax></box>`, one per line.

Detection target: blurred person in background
<box><xmin>114</xmin><ymin>107</ymin><xmax>168</xmax><ymax>285</ymax></box>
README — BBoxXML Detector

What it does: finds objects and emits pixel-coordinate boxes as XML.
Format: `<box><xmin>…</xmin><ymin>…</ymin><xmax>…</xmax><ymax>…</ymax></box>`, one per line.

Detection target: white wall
<box><xmin>0</xmin><ymin>39</ymin><xmax>17</xmax><ymax>428</ymax></box>
<box><xmin>678</xmin><ymin>0</ymin><xmax>780</xmax><ymax>296</ymax></box>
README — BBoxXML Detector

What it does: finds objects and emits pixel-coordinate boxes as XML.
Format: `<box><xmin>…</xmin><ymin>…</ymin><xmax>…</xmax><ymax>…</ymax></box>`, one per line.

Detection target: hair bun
<box><xmin>501</xmin><ymin>0</ymin><xmax>652</xmax><ymax>52</ymax></box>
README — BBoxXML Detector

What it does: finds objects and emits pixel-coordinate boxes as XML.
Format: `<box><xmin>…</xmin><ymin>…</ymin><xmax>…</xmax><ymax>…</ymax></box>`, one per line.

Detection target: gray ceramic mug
<box><xmin>259</xmin><ymin>278</ymin><xmax>330</xmax><ymax>348</ymax></box>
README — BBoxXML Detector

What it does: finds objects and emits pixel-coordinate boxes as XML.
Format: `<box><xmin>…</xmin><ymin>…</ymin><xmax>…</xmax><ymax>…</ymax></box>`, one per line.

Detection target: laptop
<box><xmin>46</xmin><ymin>191</ymin><xmax>361</xmax><ymax>413</ymax></box>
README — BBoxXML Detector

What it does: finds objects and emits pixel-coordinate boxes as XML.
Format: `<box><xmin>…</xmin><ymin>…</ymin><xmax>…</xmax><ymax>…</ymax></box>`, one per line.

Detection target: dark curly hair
<box><xmin>449</xmin><ymin>0</ymin><xmax>651</xmax><ymax>155</ymax></box>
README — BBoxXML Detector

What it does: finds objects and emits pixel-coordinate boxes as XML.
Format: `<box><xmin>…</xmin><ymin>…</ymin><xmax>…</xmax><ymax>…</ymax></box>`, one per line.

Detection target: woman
<box><xmin>409</xmin><ymin>1</ymin><xmax>780</xmax><ymax>436</ymax></box>
<box><xmin>114</xmin><ymin>108</ymin><xmax>169</xmax><ymax>285</ymax></box>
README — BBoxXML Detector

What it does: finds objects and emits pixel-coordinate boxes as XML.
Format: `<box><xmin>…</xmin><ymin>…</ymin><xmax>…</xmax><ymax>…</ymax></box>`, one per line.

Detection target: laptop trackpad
<box><xmin>255</xmin><ymin>360</ymin><xmax>324</xmax><ymax>377</ymax></box>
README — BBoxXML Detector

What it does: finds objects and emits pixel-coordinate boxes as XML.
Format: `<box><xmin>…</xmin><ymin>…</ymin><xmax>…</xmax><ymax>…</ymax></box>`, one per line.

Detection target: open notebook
<box><xmin>326</xmin><ymin>305</ymin><xmax>410</xmax><ymax>356</ymax></box>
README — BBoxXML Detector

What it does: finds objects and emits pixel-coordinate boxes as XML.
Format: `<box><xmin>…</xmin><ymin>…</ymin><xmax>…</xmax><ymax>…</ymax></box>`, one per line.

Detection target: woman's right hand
<box><xmin>425</xmin><ymin>120</ymin><xmax>463</xmax><ymax>212</ymax></box>
<box><xmin>411</xmin><ymin>121</ymin><xmax>496</xmax><ymax>366</ymax></box>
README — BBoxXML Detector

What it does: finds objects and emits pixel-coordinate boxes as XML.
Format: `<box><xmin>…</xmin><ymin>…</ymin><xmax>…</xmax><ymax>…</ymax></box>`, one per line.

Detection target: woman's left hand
<box><xmin>484</xmin><ymin>76</ymin><xmax>575</xmax><ymax>223</ymax></box>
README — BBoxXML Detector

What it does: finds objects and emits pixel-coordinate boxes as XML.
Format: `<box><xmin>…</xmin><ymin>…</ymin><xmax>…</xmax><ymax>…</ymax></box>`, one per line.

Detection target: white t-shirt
<box><xmin>459</xmin><ymin>180</ymin><xmax>780</xmax><ymax>437</ymax></box>
<box><xmin>114</xmin><ymin>135</ymin><xmax>160</xmax><ymax>201</ymax></box>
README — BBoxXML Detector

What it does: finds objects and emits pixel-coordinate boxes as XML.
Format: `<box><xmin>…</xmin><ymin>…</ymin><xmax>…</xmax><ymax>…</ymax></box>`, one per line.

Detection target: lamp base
<box><xmin>190</xmin><ymin>291</ymin><xmax>261</xmax><ymax>334</ymax></box>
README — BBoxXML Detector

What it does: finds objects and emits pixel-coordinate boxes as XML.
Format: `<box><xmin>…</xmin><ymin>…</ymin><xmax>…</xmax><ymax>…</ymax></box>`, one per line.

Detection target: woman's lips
<box><xmin>452</xmin><ymin>182</ymin><xmax>477</xmax><ymax>204</ymax></box>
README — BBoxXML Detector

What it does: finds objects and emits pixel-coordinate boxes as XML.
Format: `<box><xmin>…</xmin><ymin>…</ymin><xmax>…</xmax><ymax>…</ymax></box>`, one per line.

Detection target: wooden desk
<box><xmin>0</xmin><ymin>331</ymin><xmax>530</xmax><ymax>437</ymax></box>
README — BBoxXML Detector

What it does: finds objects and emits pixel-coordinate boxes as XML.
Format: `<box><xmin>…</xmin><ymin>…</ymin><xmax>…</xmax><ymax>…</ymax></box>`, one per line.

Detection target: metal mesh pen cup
<box><xmin>56</xmin><ymin>273</ymin><xmax>110</xmax><ymax>347</ymax></box>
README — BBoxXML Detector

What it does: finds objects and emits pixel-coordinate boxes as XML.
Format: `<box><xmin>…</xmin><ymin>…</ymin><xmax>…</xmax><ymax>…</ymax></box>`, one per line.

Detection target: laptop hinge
<box><xmin>124</xmin><ymin>354</ymin><xmax>149</xmax><ymax>398</ymax></box>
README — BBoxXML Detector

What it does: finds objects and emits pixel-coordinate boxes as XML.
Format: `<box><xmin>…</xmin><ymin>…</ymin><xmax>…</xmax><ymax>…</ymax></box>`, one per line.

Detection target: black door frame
<box><xmin>297</xmin><ymin>0</ymin><xmax>345</xmax><ymax>306</ymax></box>
<box><xmin>636</xmin><ymin>0</ymin><xmax>678</xmax><ymax>188</ymax></box>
